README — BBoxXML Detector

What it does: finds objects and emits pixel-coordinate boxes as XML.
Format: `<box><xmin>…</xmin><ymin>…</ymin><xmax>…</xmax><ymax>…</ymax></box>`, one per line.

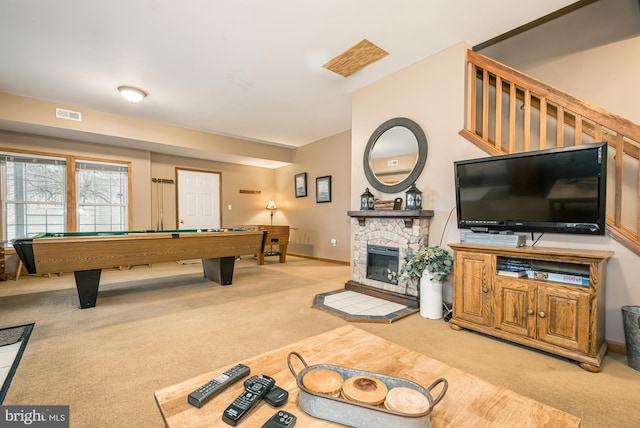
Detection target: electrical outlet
<box><xmin>227</xmin><ymin>205</ymin><xmax>232</xmax><ymax>210</ymax></box>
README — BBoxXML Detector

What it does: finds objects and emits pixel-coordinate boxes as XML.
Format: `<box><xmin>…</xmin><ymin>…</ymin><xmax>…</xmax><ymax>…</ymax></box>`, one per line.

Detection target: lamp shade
<box><xmin>266</xmin><ymin>200</ymin><xmax>277</xmax><ymax>225</ymax></box>
<box><xmin>118</xmin><ymin>86</ymin><xmax>147</xmax><ymax>103</ymax></box>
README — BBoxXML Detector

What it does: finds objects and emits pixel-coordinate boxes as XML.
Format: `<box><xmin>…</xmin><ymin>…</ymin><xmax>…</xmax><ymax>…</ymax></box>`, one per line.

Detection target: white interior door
<box><xmin>177</xmin><ymin>169</ymin><xmax>221</xmax><ymax>230</ymax></box>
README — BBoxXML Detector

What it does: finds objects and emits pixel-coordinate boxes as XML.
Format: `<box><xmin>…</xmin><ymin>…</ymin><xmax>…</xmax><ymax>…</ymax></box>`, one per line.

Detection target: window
<box><xmin>76</xmin><ymin>161</ymin><xmax>128</xmax><ymax>232</ymax></box>
<box><xmin>1</xmin><ymin>150</ymin><xmax>131</xmax><ymax>242</ymax></box>
<box><xmin>1</xmin><ymin>154</ymin><xmax>66</xmax><ymax>241</ymax></box>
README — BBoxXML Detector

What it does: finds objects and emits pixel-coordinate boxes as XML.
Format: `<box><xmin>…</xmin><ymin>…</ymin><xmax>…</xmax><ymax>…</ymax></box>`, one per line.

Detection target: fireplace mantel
<box><xmin>348</xmin><ymin>209</ymin><xmax>434</xmax><ymax>227</ymax></box>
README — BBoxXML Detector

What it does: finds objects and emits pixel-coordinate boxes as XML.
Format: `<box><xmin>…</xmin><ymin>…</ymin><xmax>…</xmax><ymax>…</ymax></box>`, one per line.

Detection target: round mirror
<box><xmin>363</xmin><ymin>117</ymin><xmax>428</xmax><ymax>193</ymax></box>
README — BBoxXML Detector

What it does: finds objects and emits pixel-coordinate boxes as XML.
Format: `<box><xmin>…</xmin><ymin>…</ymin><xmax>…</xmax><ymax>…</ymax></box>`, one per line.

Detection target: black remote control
<box><xmin>264</xmin><ymin>386</ymin><xmax>289</xmax><ymax>407</ymax></box>
<box><xmin>187</xmin><ymin>363</ymin><xmax>250</xmax><ymax>408</ymax></box>
<box><xmin>222</xmin><ymin>374</ymin><xmax>276</xmax><ymax>426</ymax></box>
<box><xmin>244</xmin><ymin>376</ymin><xmax>289</xmax><ymax>407</ymax></box>
<box><xmin>262</xmin><ymin>411</ymin><xmax>297</xmax><ymax>428</ymax></box>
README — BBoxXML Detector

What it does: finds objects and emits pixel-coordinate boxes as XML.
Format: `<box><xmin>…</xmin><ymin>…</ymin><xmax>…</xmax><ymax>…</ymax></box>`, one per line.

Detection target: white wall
<box><xmin>352</xmin><ymin>42</ymin><xmax>483</xmax><ymax>305</ymax></box>
<box><xmin>352</xmin><ymin>40</ymin><xmax>637</xmax><ymax>344</ymax></box>
<box><xmin>276</xmin><ymin>131</ymin><xmax>351</xmax><ymax>262</ymax></box>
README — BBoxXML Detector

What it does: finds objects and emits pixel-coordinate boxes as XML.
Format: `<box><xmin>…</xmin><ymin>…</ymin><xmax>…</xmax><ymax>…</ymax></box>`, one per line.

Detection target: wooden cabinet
<box><xmin>452</xmin><ymin>251</ymin><xmax>493</xmax><ymax>327</ymax></box>
<box><xmin>449</xmin><ymin>244</ymin><xmax>613</xmax><ymax>372</ymax></box>
<box><xmin>493</xmin><ymin>277</ymin><xmax>537</xmax><ymax>338</ymax></box>
<box><xmin>537</xmin><ymin>284</ymin><xmax>590</xmax><ymax>352</ymax></box>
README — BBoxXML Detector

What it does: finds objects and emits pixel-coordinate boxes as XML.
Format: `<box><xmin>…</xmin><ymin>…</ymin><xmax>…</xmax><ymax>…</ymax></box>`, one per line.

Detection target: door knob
<box><xmin>180</xmin><ymin>219</ymin><xmax>184</xmax><ymax>224</ymax></box>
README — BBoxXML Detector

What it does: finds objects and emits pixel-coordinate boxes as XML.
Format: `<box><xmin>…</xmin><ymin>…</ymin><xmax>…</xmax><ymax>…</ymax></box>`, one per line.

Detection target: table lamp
<box><xmin>266</xmin><ymin>200</ymin><xmax>277</xmax><ymax>225</ymax></box>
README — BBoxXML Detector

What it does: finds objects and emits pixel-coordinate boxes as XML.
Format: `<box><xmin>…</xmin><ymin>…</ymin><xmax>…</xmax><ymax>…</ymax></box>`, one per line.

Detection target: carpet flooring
<box><xmin>0</xmin><ymin>256</ymin><xmax>639</xmax><ymax>427</ymax></box>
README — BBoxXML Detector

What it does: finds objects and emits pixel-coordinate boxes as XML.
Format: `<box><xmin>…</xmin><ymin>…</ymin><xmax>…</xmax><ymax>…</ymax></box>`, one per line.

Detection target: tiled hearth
<box><xmin>312</xmin><ymin>290</ymin><xmax>418</xmax><ymax>323</ymax></box>
<box><xmin>347</xmin><ymin>210</ymin><xmax>433</xmax><ymax>306</ymax></box>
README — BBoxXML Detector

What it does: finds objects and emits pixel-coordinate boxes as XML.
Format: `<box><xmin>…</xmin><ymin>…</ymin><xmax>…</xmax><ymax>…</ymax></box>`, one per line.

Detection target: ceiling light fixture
<box><xmin>118</xmin><ymin>86</ymin><xmax>147</xmax><ymax>103</ymax></box>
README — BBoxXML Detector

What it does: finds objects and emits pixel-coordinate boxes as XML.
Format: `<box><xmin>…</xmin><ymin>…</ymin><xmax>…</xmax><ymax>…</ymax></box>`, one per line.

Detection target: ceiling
<box><xmin>0</xmin><ymin>0</ymin><xmax>578</xmax><ymax>165</ymax></box>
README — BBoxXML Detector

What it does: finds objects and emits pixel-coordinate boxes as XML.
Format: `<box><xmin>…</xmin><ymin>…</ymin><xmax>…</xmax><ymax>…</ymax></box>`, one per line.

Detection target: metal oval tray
<box><xmin>287</xmin><ymin>352</ymin><xmax>447</xmax><ymax>428</ymax></box>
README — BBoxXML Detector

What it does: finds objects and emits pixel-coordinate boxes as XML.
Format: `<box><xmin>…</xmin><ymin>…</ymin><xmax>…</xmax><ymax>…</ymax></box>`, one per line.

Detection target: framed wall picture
<box><xmin>295</xmin><ymin>172</ymin><xmax>307</xmax><ymax>198</ymax></box>
<box><xmin>316</xmin><ymin>176</ymin><xmax>332</xmax><ymax>203</ymax></box>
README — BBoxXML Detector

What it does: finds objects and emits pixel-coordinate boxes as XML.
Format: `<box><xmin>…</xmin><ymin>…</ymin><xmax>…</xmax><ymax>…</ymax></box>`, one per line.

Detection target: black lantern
<box><xmin>360</xmin><ymin>188</ymin><xmax>375</xmax><ymax>210</ymax></box>
<box><xmin>405</xmin><ymin>183</ymin><xmax>422</xmax><ymax>210</ymax></box>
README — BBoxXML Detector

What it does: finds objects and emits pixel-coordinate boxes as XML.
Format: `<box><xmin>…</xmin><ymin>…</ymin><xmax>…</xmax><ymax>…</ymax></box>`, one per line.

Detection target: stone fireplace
<box><xmin>347</xmin><ymin>210</ymin><xmax>433</xmax><ymax>307</ymax></box>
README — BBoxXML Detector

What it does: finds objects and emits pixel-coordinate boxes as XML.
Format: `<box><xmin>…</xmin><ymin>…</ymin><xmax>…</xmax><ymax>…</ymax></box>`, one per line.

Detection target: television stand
<box><xmin>448</xmin><ymin>243</ymin><xmax>613</xmax><ymax>372</ymax></box>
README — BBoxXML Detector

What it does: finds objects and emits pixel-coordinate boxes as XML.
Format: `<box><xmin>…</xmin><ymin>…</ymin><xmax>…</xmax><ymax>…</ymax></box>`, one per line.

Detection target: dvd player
<box><xmin>460</xmin><ymin>232</ymin><xmax>526</xmax><ymax>248</ymax></box>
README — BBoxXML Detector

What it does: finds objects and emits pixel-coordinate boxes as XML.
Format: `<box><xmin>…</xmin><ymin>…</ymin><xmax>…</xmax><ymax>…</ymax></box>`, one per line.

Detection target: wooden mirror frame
<box><xmin>363</xmin><ymin>117</ymin><xmax>428</xmax><ymax>194</ymax></box>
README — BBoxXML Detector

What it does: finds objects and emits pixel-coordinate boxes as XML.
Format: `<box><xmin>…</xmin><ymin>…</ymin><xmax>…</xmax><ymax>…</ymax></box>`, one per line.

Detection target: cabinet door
<box><xmin>494</xmin><ymin>278</ymin><xmax>536</xmax><ymax>338</ymax></box>
<box><xmin>537</xmin><ymin>286</ymin><xmax>590</xmax><ymax>352</ymax></box>
<box><xmin>453</xmin><ymin>251</ymin><xmax>492</xmax><ymax>327</ymax></box>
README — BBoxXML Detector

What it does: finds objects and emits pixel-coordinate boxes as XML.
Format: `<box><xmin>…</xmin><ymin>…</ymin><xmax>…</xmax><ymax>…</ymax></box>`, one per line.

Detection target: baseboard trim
<box><xmin>287</xmin><ymin>253</ymin><xmax>349</xmax><ymax>266</ymax></box>
<box><xmin>345</xmin><ymin>280</ymin><xmax>419</xmax><ymax>308</ymax></box>
<box><xmin>606</xmin><ymin>340</ymin><xmax>626</xmax><ymax>355</ymax></box>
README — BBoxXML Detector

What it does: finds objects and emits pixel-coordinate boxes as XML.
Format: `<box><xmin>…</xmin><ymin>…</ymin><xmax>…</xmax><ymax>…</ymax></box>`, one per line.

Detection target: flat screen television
<box><xmin>454</xmin><ymin>142</ymin><xmax>607</xmax><ymax>235</ymax></box>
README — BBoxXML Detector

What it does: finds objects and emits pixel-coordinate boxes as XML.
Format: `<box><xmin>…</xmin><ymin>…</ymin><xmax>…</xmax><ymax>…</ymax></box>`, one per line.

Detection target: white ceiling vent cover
<box><xmin>55</xmin><ymin>108</ymin><xmax>82</xmax><ymax>122</ymax></box>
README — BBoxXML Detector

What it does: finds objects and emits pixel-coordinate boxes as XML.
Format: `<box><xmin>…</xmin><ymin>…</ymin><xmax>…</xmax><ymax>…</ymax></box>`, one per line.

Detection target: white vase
<box><xmin>420</xmin><ymin>271</ymin><xmax>443</xmax><ymax>319</ymax></box>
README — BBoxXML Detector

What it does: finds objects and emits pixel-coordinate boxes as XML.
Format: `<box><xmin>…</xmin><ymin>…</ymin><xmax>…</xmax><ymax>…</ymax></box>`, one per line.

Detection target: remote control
<box><xmin>265</xmin><ymin>386</ymin><xmax>289</xmax><ymax>407</ymax></box>
<box><xmin>187</xmin><ymin>363</ymin><xmax>250</xmax><ymax>408</ymax></box>
<box><xmin>262</xmin><ymin>411</ymin><xmax>297</xmax><ymax>428</ymax></box>
<box><xmin>222</xmin><ymin>374</ymin><xmax>276</xmax><ymax>426</ymax></box>
<box><xmin>244</xmin><ymin>376</ymin><xmax>289</xmax><ymax>407</ymax></box>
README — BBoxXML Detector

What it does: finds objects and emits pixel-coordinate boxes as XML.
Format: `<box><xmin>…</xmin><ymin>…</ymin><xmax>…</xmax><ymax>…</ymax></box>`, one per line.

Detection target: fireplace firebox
<box><xmin>366</xmin><ymin>244</ymin><xmax>399</xmax><ymax>285</ymax></box>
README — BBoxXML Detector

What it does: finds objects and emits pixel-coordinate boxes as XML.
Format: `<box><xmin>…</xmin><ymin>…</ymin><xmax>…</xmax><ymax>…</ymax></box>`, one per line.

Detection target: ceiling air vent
<box><xmin>55</xmin><ymin>108</ymin><xmax>82</xmax><ymax>122</ymax></box>
<box><xmin>323</xmin><ymin>39</ymin><xmax>389</xmax><ymax>77</ymax></box>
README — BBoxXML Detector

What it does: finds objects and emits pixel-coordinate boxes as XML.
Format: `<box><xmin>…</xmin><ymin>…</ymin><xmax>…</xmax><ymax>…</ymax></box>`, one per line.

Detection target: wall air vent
<box><xmin>55</xmin><ymin>108</ymin><xmax>82</xmax><ymax>122</ymax></box>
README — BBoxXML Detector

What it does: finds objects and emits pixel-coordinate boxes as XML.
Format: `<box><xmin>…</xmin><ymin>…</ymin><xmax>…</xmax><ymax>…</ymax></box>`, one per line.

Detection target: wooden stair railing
<box><xmin>460</xmin><ymin>49</ymin><xmax>640</xmax><ymax>255</ymax></box>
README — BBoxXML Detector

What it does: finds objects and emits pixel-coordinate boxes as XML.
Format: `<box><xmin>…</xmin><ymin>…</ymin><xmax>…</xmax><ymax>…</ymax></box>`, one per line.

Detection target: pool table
<box><xmin>12</xmin><ymin>229</ymin><xmax>267</xmax><ymax>309</ymax></box>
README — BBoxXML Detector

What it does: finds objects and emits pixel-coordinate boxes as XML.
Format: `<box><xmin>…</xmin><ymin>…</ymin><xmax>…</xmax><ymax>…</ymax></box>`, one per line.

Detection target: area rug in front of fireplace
<box><xmin>312</xmin><ymin>290</ymin><xmax>418</xmax><ymax>323</ymax></box>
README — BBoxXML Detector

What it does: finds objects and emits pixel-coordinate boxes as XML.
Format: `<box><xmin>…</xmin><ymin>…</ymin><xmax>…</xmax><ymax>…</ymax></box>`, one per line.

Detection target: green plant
<box><xmin>399</xmin><ymin>246</ymin><xmax>454</xmax><ymax>283</ymax></box>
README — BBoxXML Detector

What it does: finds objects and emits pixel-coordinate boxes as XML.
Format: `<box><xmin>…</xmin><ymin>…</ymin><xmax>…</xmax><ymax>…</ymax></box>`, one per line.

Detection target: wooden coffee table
<box><xmin>154</xmin><ymin>325</ymin><xmax>580</xmax><ymax>427</ymax></box>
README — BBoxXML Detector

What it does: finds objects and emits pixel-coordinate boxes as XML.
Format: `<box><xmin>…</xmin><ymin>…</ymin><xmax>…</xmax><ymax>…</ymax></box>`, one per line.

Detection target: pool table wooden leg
<box><xmin>74</xmin><ymin>269</ymin><xmax>102</xmax><ymax>309</ymax></box>
<box><xmin>202</xmin><ymin>257</ymin><xmax>235</xmax><ymax>285</ymax></box>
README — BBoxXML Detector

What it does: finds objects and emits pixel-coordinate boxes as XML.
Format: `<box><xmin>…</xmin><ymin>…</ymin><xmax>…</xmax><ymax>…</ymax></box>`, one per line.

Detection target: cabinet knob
<box><xmin>539</xmin><ymin>311</ymin><xmax>546</xmax><ymax>318</ymax></box>
<box><xmin>482</xmin><ymin>287</ymin><xmax>489</xmax><ymax>293</ymax></box>
<box><xmin>527</xmin><ymin>309</ymin><xmax>534</xmax><ymax>315</ymax></box>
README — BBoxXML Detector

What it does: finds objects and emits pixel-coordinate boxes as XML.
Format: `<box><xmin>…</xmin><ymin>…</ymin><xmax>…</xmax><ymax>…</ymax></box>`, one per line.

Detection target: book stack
<box><xmin>496</xmin><ymin>256</ymin><xmax>590</xmax><ymax>286</ymax></box>
<box><xmin>496</xmin><ymin>257</ymin><xmax>531</xmax><ymax>277</ymax></box>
